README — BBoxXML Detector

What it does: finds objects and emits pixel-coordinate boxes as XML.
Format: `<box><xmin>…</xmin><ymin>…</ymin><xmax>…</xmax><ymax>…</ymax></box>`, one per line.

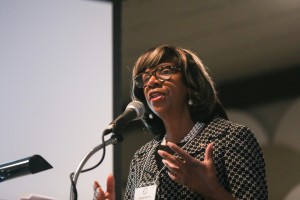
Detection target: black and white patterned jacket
<box><xmin>125</xmin><ymin>117</ymin><xmax>268</xmax><ymax>199</ymax></box>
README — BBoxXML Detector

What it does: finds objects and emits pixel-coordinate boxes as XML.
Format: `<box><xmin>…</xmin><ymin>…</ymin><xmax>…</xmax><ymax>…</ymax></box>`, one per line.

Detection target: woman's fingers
<box><xmin>167</xmin><ymin>142</ymin><xmax>194</xmax><ymax>163</ymax></box>
<box><xmin>158</xmin><ymin>142</ymin><xmax>216</xmax><ymax>188</ymax></box>
<box><xmin>204</xmin><ymin>143</ymin><xmax>214</xmax><ymax>162</ymax></box>
<box><xmin>158</xmin><ymin>142</ymin><xmax>201</xmax><ymax>170</ymax></box>
<box><xmin>158</xmin><ymin>145</ymin><xmax>193</xmax><ymax>186</ymax></box>
<box><xmin>106</xmin><ymin>173</ymin><xmax>116</xmax><ymax>199</ymax></box>
<box><xmin>157</xmin><ymin>142</ymin><xmax>220</xmax><ymax>195</ymax></box>
<box><xmin>93</xmin><ymin>181</ymin><xmax>101</xmax><ymax>191</ymax></box>
<box><xmin>93</xmin><ymin>182</ymin><xmax>105</xmax><ymax>200</ymax></box>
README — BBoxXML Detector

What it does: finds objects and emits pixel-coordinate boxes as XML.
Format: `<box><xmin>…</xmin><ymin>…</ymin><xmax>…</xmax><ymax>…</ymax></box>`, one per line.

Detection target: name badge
<box><xmin>134</xmin><ymin>184</ymin><xmax>157</xmax><ymax>200</ymax></box>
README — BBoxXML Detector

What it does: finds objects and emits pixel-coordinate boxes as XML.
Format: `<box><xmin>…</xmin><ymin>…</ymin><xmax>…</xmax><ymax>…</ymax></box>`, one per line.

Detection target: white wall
<box><xmin>0</xmin><ymin>1</ymin><xmax>113</xmax><ymax>199</ymax></box>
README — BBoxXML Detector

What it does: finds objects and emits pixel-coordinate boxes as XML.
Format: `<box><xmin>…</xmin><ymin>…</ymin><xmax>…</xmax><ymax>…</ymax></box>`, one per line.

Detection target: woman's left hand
<box><xmin>157</xmin><ymin>142</ymin><xmax>221</xmax><ymax>198</ymax></box>
<box><xmin>93</xmin><ymin>173</ymin><xmax>115</xmax><ymax>200</ymax></box>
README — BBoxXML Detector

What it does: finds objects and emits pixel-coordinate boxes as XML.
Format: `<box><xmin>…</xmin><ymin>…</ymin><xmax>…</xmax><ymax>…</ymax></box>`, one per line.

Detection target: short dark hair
<box><xmin>131</xmin><ymin>45</ymin><xmax>227</xmax><ymax>135</ymax></box>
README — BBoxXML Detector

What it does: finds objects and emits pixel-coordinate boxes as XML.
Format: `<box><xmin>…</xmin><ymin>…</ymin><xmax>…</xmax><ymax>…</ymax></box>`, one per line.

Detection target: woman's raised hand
<box><xmin>93</xmin><ymin>173</ymin><xmax>115</xmax><ymax>200</ymax></box>
<box><xmin>157</xmin><ymin>142</ymin><xmax>224</xmax><ymax>198</ymax></box>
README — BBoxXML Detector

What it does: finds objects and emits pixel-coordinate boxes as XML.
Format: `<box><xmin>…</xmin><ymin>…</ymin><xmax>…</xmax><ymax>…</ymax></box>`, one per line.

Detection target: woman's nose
<box><xmin>145</xmin><ymin>75</ymin><xmax>160</xmax><ymax>88</ymax></box>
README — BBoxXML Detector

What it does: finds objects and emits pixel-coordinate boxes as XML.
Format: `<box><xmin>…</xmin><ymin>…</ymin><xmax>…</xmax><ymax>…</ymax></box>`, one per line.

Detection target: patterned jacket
<box><xmin>124</xmin><ymin>117</ymin><xmax>268</xmax><ymax>199</ymax></box>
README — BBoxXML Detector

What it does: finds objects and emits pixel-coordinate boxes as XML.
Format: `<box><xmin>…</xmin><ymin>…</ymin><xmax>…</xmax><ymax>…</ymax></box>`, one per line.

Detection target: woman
<box><xmin>94</xmin><ymin>45</ymin><xmax>268</xmax><ymax>199</ymax></box>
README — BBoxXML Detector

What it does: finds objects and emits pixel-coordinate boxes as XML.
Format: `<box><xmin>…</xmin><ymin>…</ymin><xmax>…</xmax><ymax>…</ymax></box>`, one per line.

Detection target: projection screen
<box><xmin>0</xmin><ymin>1</ymin><xmax>113</xmax><ymax>199</ymax></box>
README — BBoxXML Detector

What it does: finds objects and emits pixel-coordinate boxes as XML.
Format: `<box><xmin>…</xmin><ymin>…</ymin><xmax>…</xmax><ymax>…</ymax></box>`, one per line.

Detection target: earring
<box><xmin>188</xmin><ymin>99</ymin><xmax>194</xmax><ymax>106</ymax></box>
<box><xmin>149</xmin><ymin>113</ymin><xmax>154</xmax><ymax>119</ymax></box>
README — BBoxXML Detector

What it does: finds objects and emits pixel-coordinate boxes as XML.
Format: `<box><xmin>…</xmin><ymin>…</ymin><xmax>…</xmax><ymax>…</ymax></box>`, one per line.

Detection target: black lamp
<box><xmin>0</xmin><ymin>155</ymin><xmax>53</xmax><ymax>182</ymax></box>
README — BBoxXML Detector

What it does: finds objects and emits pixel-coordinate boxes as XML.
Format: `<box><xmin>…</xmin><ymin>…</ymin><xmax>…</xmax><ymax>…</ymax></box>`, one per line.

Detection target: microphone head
<box><xmin>125</xmin><ymin>101</ymin><xmax>145</xmax><ymax>120</ymax></box>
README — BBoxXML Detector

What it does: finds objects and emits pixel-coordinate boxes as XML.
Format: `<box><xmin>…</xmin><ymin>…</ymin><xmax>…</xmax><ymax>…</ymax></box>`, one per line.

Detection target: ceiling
<box><xmin>120</xmin><ymin>0</ymin><xmax>300</xmax><ymax>104</ymax></box>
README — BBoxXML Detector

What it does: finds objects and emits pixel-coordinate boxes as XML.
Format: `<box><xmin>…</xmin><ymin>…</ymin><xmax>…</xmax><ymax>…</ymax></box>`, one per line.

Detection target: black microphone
<box><xmin>0</xmin><ymin>155</ymin><xmax>53</xmax><ymax>182</ymax></box>
<box><xmin>106</xmin><ymin>101</ymin><xmax>145</xmax><ymax>133</ymax></box>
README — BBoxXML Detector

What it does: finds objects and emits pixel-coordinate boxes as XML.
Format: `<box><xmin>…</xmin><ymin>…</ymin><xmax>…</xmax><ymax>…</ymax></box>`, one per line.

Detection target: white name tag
<box><xmin>134</xmin><ymin>184</ymin><xmax>157</xmax><ymax>200</ymax></box>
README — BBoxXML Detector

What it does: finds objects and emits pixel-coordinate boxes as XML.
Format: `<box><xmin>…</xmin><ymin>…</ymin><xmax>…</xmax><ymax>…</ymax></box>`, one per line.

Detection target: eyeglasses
<box><xmin>134</xmin><ymin>65</ymin><xmax>180</xmax><ymax>88</ymax></box>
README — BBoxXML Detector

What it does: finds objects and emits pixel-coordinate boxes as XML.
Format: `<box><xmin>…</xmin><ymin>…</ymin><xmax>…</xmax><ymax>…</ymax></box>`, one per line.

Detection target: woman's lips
<box><xmin>149</xmin><ymin>91</ymin><xmax>165</xmax><ymax>102</ymax></box>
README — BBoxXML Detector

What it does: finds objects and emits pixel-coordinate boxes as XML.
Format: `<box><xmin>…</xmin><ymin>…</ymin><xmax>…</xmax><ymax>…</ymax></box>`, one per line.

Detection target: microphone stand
<box><xmin>69</xmin><ymin>128</ymin><xmax>123</xmax><ymax>200</ymax></box>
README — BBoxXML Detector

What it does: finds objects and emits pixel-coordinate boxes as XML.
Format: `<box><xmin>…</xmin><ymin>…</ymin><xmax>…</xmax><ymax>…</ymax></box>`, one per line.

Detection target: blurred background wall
<box><xmin>0</xmin><ymin>1</ymin><xmax>113</xmax><ymax>199</ymax></box>
<box><xmin>117</xmin><ymin>0</ymin><xmax>300</xmax><ymax>199</ymax></box>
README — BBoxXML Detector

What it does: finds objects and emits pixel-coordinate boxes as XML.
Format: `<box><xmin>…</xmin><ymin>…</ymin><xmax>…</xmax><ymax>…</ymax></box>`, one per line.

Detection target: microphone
<box><xmin>106</xmin><ymin>101</ymin><xmax>145</xmax><ymax>133</ymax></box>
<box><xmin>0</xmin><ymin>155</ymin><xmax>52</xmax><ymax>182</ymax></box>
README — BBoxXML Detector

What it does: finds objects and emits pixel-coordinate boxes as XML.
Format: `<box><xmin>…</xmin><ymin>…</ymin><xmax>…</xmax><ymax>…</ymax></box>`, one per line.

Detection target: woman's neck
<box><xmin>162</xmin><ymin>112</ymin><xmax>195</xmax><ymax>144</ymax></box>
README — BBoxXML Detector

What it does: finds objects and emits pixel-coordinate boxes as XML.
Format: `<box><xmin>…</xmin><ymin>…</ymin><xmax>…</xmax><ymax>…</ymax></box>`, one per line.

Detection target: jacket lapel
<box><xmin>183</xmin><ymin>117</ymin><xmax>229</xmax><ymax>160</ymax></box>
<box><xmin>136</xmin><ymin>139</ymin><xmax>161</xmax><ymax>186</ymax></box>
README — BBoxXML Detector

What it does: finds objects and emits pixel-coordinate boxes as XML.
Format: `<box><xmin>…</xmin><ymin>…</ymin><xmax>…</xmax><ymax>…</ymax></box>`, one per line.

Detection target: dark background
<box><xmin>113</xmin><ymin>1</ymin><xmax>300</xmax><ymax>199</ymax></box>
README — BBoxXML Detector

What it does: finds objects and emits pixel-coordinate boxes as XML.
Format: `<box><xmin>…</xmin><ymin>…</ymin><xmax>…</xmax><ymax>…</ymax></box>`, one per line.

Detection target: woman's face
<box><xmin>142</xmin><ymin>62</ymin><xmax>189</xmax><ymax>119</ymax></box>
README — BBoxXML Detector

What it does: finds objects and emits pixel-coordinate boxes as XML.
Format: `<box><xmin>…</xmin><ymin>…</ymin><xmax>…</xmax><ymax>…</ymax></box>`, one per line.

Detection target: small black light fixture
<box><xmin>0</xmin><ymin>155</ymin><xmax>53</xmax><ymax>182</ymax></box>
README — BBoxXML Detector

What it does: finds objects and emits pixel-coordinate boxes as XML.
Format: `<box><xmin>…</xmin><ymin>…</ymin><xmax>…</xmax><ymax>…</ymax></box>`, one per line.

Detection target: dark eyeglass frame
<box><xmin>134</xmin><ymin>65</ymin><xmax>181</xmax><ymax>88</ymax></box>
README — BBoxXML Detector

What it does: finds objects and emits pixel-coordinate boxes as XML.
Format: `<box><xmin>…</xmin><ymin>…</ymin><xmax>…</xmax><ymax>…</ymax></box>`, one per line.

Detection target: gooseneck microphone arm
<box><xmin>69</xmin><ymin>128</ymin><xmax>121</xmax><ymax>200</ymax></box>
<box><xmin>69</xmin><ymin>101</ymin><xmax>145</xmax><ymax>200</ymax></box>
